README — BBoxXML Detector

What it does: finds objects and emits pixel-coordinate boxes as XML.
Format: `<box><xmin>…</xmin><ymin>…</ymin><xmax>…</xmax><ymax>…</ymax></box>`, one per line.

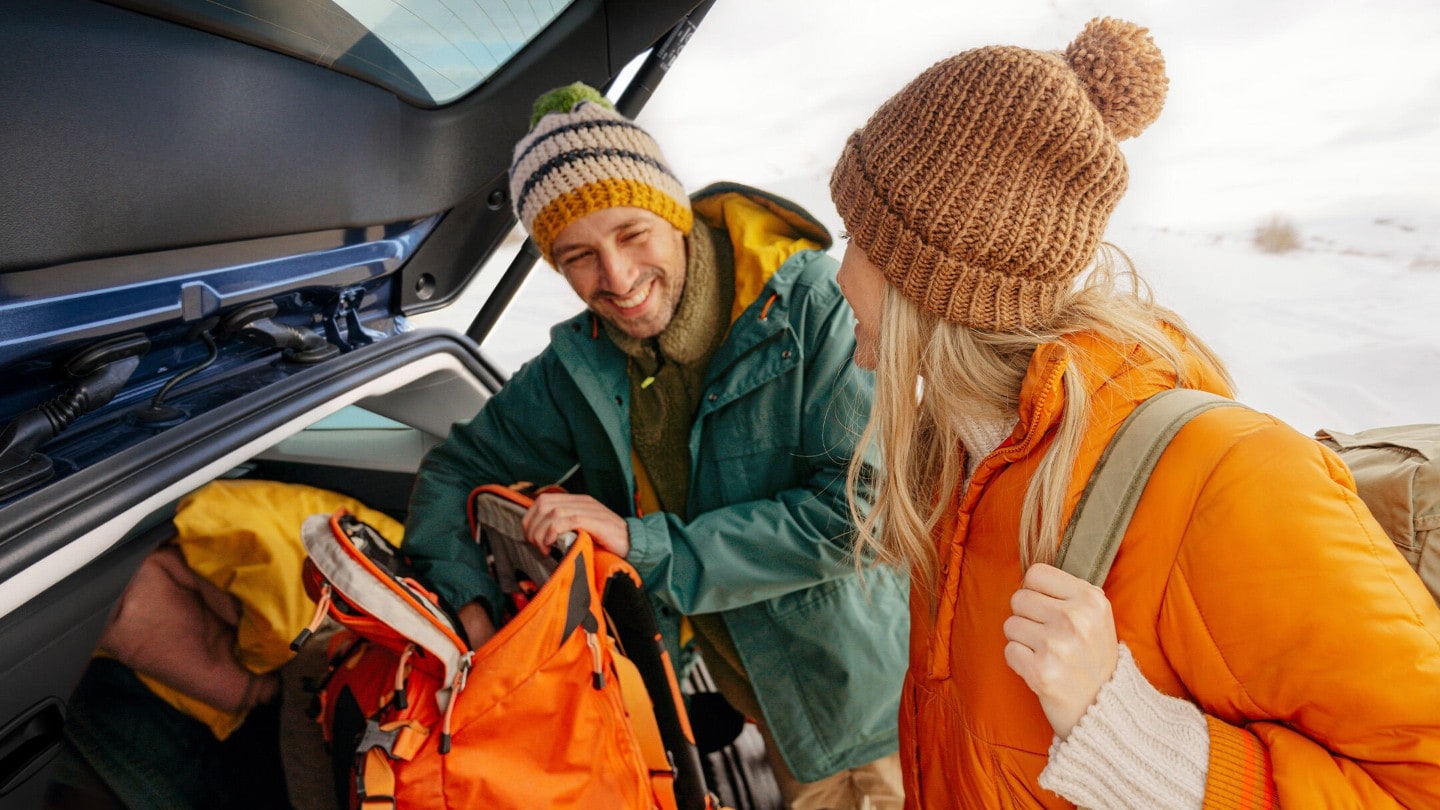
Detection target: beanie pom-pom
<box><xmin>1064</xmin><ymin>17</ymin><xmax>1167</xmax><ymax>140</ymax></box>
<box><xmin>530</xmin><ymin>82</ymin><xmax>613</xmax><ymax>128</ymax></box>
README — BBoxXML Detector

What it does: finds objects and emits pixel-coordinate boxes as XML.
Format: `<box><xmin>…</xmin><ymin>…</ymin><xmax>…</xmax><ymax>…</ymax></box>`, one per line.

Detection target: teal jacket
<box><xmin>404</xmin><ymin>184</ymin><xmax>907</xmax><ymax>782</ymax></box>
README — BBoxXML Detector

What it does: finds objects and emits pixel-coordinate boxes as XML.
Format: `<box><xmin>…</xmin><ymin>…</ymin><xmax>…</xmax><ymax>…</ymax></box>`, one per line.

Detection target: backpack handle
<box><xmin>1056</xmin><ymin>388</ymin><xmax>1244</xmax><ymax>586</ymax></box>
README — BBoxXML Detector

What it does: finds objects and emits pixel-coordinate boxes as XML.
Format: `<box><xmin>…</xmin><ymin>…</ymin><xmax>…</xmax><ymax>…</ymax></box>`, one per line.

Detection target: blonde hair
<box><xmin>847</xmin><ymin>247</ymin><xmax>1231</xmax><ymax>599</ymax></box>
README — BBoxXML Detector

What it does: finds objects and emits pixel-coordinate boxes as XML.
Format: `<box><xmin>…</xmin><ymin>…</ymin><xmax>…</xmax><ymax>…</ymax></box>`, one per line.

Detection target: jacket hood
<box><xmin>690</xmin><ymin>182</ymin><xmax>831</xmax><ymax>324</ymax></box>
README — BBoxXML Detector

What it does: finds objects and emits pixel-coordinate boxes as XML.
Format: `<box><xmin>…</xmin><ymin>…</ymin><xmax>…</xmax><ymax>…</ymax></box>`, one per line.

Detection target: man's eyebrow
<box><xmin>555</xmin><ymin>220</ymin><xmax>648</xmax><ymax>254</ymax></box>
<box><xmin>553</xmin><ymin>238</ymin><xmax>595</xmax><ymax>256</ymax></box>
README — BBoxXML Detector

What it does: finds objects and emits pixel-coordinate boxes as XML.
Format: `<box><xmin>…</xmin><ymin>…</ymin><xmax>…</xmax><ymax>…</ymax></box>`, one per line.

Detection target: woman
<box><xmin>828</xmin><ymin>17</ymin><xmax>1440</xmax><ymax>809</ymax></box>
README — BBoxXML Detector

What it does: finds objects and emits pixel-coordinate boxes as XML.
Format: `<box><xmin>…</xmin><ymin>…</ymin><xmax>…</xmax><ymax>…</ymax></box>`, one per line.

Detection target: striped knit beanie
<box><xmin>829</xmin><ymin>18</ymin><xmax>1168</xmax><ymax>331</ymax></box>
<box><xmin>509</xmin><ymin>83</ymin><xmax>692</xmax><ymax>265</ymax></box>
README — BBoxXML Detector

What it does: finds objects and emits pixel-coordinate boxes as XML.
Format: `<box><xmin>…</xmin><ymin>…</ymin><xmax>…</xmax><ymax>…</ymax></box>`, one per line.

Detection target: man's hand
<box><xmin>98</xmin><ymin>546</ymin><xmax>278</xmax><ymax>713</ymax></box>
<box><xmin>1002</xmin><ymin>562</ymin><xmax>1119</xmax><ymax>740</ymax></box>
<box><xmin>459</xmin><ymin>601</ymin><xmax>496</xmax><ymax>649</ymax></box>
<box><xmin>521</xmin><ymin>492</ymin><xmax>630</xmax><ymax>557</ymax></box>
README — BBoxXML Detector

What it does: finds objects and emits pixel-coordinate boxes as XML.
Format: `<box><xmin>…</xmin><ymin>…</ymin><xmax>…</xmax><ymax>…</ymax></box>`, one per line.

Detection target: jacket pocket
<box><xmin>745</xmin><ymin>574</ymin><xmax>907</xmax><ymax>774</ymax></box>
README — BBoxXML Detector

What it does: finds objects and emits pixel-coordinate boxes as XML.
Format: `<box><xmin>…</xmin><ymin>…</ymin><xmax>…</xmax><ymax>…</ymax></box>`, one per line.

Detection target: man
<box><xmin>403</xmin><ymin>83</ymin><xmax>907</xmax><ymax>809</ymax></box>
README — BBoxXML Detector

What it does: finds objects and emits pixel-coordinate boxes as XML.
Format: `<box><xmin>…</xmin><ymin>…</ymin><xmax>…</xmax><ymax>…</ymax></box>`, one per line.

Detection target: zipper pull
<box><xmin>440</xmin><ymin>652</ymin><xmax>473</xmax><ymax>755</ymax></box>
<box><xmin>392</xmin><ymin>644</ymin><xmax>414</xmax><ymax>710</ymax></box>
<box><xmin>586</xmin><ymin>630</ymin><xmax>605</xmax><ymax>690</ymax></box>
<box><xmin>290</xmin><ymin>583</ymin><xmax>332</xmax><ymax>651</ymax></box>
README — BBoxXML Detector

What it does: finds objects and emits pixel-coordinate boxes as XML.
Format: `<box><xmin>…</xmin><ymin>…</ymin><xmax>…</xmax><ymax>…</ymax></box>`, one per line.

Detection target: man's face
<box><xmin>836</xmin><ymin>241</ymin><xmax>887</xmax><ymax>370</ymax></box>
<box><xmin>551</xmin><ymin>206</ymin><xmax>688</xmax><ymax>341</ymax></box>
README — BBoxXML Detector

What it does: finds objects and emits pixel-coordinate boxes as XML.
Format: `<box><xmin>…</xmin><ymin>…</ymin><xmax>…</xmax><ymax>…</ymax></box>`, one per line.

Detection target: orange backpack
<box><xmin>294</xmin><ymin>484</ymin><xmax>714</xmax><ymax>809</ymax></box>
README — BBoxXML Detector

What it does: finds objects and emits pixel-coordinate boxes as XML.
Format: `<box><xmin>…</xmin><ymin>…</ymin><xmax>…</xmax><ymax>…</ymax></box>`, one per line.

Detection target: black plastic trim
<box><xmin>0</xmin><ymin>330</ymin><xmax>494</xmax><ymax>590</ymax></box>
<box><xmin>0</xmin><ymin>516</ymin><xmax>175</xmax><ymax>804</ymax></box>
<box><xmin>2</xmin><ymin>0</ymin><xmax>705</xmax><ymax>317</ymax></box>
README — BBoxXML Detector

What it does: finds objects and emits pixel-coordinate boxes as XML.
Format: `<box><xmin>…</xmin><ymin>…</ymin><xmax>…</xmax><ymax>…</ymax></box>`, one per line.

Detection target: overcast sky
<box><xmin>453</xmin><ymin>1</ymin><xmax>1440</xmax><ymax>431</ymax></box>
<box><xmin>637</xmin><ymin>0</ymin><xmax>1440</xmax><ymax>234</ymax></box>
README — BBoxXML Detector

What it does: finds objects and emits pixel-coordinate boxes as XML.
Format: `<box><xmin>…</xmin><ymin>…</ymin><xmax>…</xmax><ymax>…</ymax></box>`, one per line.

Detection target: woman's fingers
<box><xmin>1004</xmin><ymin>563</ymin><xmax>1122</xmax><ymax>739</ymax></box>
<box><xmin>1013</xmin><ymin>564</ymin><xmax>1113</xmax><ymax>641</ymax></box>
<box><xmin>1008</xmin><ymin>582</ymin><xmax>1063</xmax><ymax>622</ymax></box>
<box><xmin>1004</xmin><ymin>613</ymin><xmax>1086</xmax><ymax>690</ymax></box>
<box><xmin>1022</xmin><ymin>562</ymin><xmax>1098</xmax><ymax>599</ymax></box>
<box><xmin>1003</xmin><ymin>639</ymin><xmax>1037</xmax><ymax>684</ymax></box>
<box><xmin>1002</xmin><ymin>612</ymin><xmax>1047</xmax><ymax>650</ymax></box>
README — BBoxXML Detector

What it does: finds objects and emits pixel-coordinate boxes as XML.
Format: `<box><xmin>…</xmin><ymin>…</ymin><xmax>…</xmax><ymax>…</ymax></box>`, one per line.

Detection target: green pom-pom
<box><xmin>530</xmin><ymin>82</ymin><xmax>613</xmax><ymax>128</ymax></box>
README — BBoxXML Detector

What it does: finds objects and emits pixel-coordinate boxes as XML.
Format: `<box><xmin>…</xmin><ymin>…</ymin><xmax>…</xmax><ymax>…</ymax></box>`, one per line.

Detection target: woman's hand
<box><xmin>1003</xmin><ymin>562</ymin><xmax>1119</xmax><ymax>739</ymax></box>
<box><xmin>522</xmin><ymin>492</ymin><xmax>631</xmax><ymax>557</ymax></box>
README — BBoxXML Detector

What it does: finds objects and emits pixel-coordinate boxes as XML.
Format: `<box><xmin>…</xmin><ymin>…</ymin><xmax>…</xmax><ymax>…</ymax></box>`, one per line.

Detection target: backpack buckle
<box><xmin>357</xmin><ymin>719</ymin><xmax>403</xmax><ymax>757</ymax></box>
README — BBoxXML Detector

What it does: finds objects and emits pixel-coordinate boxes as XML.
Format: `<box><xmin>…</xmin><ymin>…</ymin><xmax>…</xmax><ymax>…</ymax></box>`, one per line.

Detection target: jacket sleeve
<box><xmin>403</xmin><ymin>351</ymin><xmax>583</xmax><ymax>621</ymax></box>
<box><xmin>624</xmin><ymin>275</ymin><xmax>877</xmax><ymax>614</ymax></box>
<box><xmin>1166</xmin><ymin>421</ymin><xmax>1440</xmax><ymax>809</ymax></box>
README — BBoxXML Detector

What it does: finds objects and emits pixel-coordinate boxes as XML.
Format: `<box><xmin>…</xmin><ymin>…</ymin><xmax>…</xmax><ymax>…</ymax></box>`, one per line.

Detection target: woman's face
<box><xmin>836</xmin><ymin>242</ymin><xmax>888</xmax><ymax>370</ymax></box>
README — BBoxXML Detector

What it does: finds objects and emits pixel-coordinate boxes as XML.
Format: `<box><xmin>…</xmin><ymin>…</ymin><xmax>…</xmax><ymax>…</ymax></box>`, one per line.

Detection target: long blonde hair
<box><xmin>846</xmin><ymin>247</ymin><xmax>1232</xmax><ymax>599</ymax></box>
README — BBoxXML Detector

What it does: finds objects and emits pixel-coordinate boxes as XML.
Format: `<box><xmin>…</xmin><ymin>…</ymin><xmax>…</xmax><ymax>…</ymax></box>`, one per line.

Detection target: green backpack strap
<box><xmin>1055</xmin><ymin>388</ymin><xmax>1245</xmax><ymax>586</ymax></box>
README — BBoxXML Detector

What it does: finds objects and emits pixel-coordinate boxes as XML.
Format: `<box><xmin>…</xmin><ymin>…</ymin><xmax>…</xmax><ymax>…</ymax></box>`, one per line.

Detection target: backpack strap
<box><xmin>612</xmin><ymin>651</ymin><xmax>680</xmax><ymax>810</ymax></box>
<box><xmin>354</xmin><ymin>717</ymin><xmax>428</xmax><ymax>810</ymax></box>
<box><xmin>1055</xmin><ymin>388</ymin><xmax>1244</xmax><ymax>586</ymax></box>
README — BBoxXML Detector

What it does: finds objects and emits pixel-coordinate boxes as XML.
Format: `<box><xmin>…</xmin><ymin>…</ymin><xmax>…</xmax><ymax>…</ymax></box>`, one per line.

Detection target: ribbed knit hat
<box><xmin>829</xmin><ymin>18</ymin><xmax>1168</xmax><ymax>331</ymax></box>
<box><xmin>509</xmin><ymin>82</ymin><xmax>693</xmax><ymax>265</ymax></box>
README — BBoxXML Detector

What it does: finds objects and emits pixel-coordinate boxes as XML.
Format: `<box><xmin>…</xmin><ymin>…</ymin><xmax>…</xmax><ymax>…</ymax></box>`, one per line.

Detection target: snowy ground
<box><xmin>1117</xmin><ymin>219</ymin><xmax>1440</xmax><ymax>434</ymax></box>
<box><xmin>415</xmin><ymin>0</ymin><xmax>1440</xmax><ymax>437</ymax></box>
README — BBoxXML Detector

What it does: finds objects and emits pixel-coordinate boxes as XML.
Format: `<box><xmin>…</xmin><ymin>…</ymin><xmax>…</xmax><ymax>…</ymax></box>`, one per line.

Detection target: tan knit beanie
<box><xmin>829</xmin><ymin>18</ymin><xmax>1168</xmax><ymax>331</ymax></box>
<box><xmin>510</xmin><ymin>82</ymin><xmax>693</xmax><ymax>266</ymax></box>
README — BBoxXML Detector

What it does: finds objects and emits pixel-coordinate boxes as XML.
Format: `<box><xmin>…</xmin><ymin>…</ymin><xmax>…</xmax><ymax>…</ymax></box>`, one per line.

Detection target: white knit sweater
<box><xmin>1039</xmin><ymin>644</ymin><xmax>1209</xmax><ymax>809</ymax></box>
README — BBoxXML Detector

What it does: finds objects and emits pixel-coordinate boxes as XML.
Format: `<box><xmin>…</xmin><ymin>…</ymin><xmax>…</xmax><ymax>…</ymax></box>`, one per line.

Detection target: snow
<box><xmin>415</xmin><ymin>0</ymin><xmax>1440</xmax><ymax>436</ymax></box>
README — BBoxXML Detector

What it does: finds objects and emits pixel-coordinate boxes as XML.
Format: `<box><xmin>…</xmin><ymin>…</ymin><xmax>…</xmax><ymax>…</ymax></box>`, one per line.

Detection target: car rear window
<box><xmin>125</xmin><ymin>0</ymin><xmax>574</xmax><ymax>106</ymax></box>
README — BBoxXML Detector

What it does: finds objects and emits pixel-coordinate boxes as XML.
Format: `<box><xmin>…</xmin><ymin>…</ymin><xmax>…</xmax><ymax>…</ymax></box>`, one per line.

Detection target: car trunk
<box><xmin>0</xmin><ymin>0</ymin><xmax>717</xmax><ymax>804</ymax></box>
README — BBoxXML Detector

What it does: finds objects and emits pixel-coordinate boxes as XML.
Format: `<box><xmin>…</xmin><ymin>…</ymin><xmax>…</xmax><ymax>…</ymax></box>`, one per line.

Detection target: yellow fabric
<box><xmin>691</xmin><ymin>192</ymin><xmax>825</xmax><ymax>323</ymax></box>
<box><xmin>632</xmin><ymin>450</ymin><xmax>693</xmax><ymax>650</ymax></box>
<box><xmin>131</xmin><ymin>671</ymin><xmax>243</xmax><ymax>740</ymax></box>
<box><xmin>144</xmin><ymin>479</ymin><xmax>403</xmax><ymax>739</ymax></box>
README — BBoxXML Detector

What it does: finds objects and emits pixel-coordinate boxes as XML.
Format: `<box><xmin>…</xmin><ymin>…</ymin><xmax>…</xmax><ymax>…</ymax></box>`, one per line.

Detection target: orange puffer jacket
<box><xmin>902</xmin><ymin>332</ymin><xmax>1440</xmax><ymax>809</ymax></box>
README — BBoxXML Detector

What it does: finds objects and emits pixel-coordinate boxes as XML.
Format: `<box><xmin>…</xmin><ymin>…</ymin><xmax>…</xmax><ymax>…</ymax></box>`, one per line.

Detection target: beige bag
<box><xmin>1316</xmin><ymin>425</ymin><xmax>1440</xmax><ymax>606</ymax></box>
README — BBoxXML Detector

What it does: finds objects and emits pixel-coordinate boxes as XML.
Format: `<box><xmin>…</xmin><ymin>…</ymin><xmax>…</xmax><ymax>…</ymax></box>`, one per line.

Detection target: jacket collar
<box><xmin>690</xmin><ymin>181</ymin><xmax>830</xmax><ymax>324</ymax></box>
<box><xmin>1010</xmin><ymin>326</ymin><xmax>1234</xmax><ymax>464</ymax></box>
<box><xmin>547</xmin><ymin>186</ymin><xmax>832</xmax><ymax>456</ymax></box>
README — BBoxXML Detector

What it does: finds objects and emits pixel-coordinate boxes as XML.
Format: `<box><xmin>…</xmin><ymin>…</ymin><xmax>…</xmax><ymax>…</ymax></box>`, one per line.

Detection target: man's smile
<box><xmin>610</xmin><ymin>278</ymin><xmax>655</xmax><ymax>312</ymax></box>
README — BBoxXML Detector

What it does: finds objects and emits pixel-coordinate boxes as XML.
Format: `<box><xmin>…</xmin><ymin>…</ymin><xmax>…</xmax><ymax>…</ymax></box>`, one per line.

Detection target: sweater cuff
<box><xmin>1038</xmin><ymin>643</ymin><xmax>1209</xmax><ymax>810</ymax></box>
<box><xmin>624</xmin><ymin>514</ymin><xmax>668</xmax><ymax>576</ymax></box>
<box><xmin>1200</xmin><ymin>715</ymin><xmax>1276</xmax><ymax>810</ymax></box>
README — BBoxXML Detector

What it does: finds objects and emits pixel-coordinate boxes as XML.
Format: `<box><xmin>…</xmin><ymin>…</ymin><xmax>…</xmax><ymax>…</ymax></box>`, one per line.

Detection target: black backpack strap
<box><xmin>1055</xmin><ymin>388</ymin><xmax>1244</xmax><ymax>586</ymax></box>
